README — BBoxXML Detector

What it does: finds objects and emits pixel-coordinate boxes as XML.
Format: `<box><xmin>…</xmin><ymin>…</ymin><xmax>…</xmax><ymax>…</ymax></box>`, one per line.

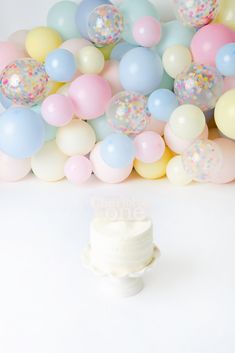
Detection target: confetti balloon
<box><xmin>174</xmin><ymin>0</ymin><xmax>220</xmax><ymax>28</ymax></box>
<box><xmin>0</xmin><ymin>58</ymin><xmax>49</xmax><ymax>106</ymax></box>
<box><xmin>88</xmin><ymin>4</ymin><xmax>124</xmax><ymax>46</ymax></box>
<box><xmin>182</xmin><ymin>139</ymin><xmax>222</xmax><ymax>182</ymax></box>
<box><xmin>106</xmin><ymin>91</ymin><xmax>151</xmax><ymax>135</ymax></box>
<box><xmin>174</xmin><ymin>63</ymin><xmax>223</xmax><ymax>112</ymax></box>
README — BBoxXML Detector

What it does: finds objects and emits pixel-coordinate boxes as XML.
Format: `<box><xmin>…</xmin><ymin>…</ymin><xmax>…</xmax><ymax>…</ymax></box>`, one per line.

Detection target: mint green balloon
<box><xmin>88</xmin><ymin>115</ymin><xmax>113</xmax><ymax>142</ymax></box>
<box><xmin>119</xmin><ymin>0</ymin><xmax>159</xmax><ymax>45</ymax></box>
<box><xmin>47</xmin><ymin>1</ymin><xmax>80</xmax><ymax>40</ymax></box>
<box><xmin>154</xmin><ymin>20</ymin><xmax>195</xmax><ymax>56</ymax></box>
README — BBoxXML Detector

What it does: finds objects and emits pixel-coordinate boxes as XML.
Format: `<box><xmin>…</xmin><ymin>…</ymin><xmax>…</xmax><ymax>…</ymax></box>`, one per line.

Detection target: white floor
<box><xmin>0</xmin><ymin>174</ymin><xmax>234</xmax><ymax>353</ymax></box>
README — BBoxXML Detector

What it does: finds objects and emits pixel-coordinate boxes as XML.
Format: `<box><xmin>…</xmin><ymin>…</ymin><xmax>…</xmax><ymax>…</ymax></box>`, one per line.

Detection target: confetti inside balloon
<box><xmin>174</xmin><ymin>0</ymin><xmax>220</xmax><ymax>28</ymax></box>
<box><xmin>88</xmin><ymin>4</ymin><xmax>124</xmax><ymax>47</ymax></box>
<box><xmin>0</xmin><ymin>58</ymin><xmax>49</xmax><ymax>106</ymax></box>
<box><xmin>174</xmin><ymin>63</ymin><xmax>223</xmax><ymax>112</ymax></box>
<box><xmin>106</xmin><ymin>91</ymin><xmax>151</xmax><ymax>136</ymax></box>
<box><xmin>182</xmin><ymin>139</ymin><xmax>222</xmax><ymax>182</ymax></box>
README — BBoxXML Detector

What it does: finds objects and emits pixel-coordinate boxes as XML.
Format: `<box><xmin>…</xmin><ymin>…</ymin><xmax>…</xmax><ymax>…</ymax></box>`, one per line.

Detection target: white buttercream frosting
<box><xmin>90</xmin><ymin>218</ymin><xmax>154</xmax><ymax>276</ymax></box>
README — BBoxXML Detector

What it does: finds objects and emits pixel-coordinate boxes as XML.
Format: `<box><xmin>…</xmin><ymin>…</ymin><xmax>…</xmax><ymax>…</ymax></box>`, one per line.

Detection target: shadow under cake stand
<box><xmin>82</xmin><ymin>245</ymin><xmax>160</xmax><ymax>297</ymax></box>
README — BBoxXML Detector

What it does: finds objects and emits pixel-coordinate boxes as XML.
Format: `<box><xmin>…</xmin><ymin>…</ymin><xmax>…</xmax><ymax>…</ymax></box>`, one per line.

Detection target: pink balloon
<box><xmin>0</xmin><ymin>151</ymin><xmax>31</xmax><ymax>182</ymax></box>
<box><xmin>0</xmin><ymin>41</ymin><xmax>26</xmax><ymax>72</ymax></box>
<box><xmin>144</xmin><ymin>117</ymin><xmax>166</xmax><ymax>136</ymax></box>
<box><xmin>69</xmin><ymin>74</ymin><xmax>112</xmax><ymax>120</ymax></box>
<box><xmin>60</xmin><ymin>38</ymin><xmax>92</xmax><ymax>56</ymax></box>
<box><xmin>164</xmin><ymin>123</ymin><xmax>209</xmax><ymax>154</ymax></box>
<box><xmin>64</xmin><ymin>155</ymin><xmax>92</xmax><ymax>184</ymax></box>
<box><xmin>223</xmin><ymin>76</ymin><xmax>235</xmax><ymax>93</ymax></box>
<box><xmin>134</xmin><ymin>131</ymin><xmax>165</xmax><ymax>163</ymax></box>
<box><xmin>90</xmin><ymin>143</ymin><xmax>133</xmax><ymax>183</ymax></box>
<box><xmin>101</xmin><ymin>60</ymin><xmax>123</xmax><ymax>95</ymax></box>
<box><xmin>41</xmin><ymin>94</ymin><xmax>74</xmax><ymax>127</ymax></box>
<box><xmin>133</xmin><ymin>16</ymin><xmax>162</xmax><ymax>48</ymax></box>
<box><xmin>210</xmin><ymin>138</ymin><xmax>235</xmax><ymax>184</ymax></box>
<box><xmin>191</xmin><ymin>24</ymin><xmax>235</xmax><ymax>67</ymax></box>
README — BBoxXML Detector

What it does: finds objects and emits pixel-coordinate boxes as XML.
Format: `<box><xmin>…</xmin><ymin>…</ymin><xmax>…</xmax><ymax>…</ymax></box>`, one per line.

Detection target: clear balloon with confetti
<box><xmin>174</xmin><ymin>63</ymin><xmax>223</xmax><ymax>112</ymax></box>
<box><xmin>106</xmin><ymin>91</ymin><xmax>151</xmax><ymax>136</ymax></box>
<box><xmin>182</xmin><ymin>139</ymin><xmax>222</xmax><ymax>182</ymax></box>
<box><xmin>87</xmin><ymin>4</ymin><xmax>124</xmax><ymax>47</ymax></box>
<box><xmin>0</xmin><ymin>58</ymin><xmax>49</xmax><ymax>106</ymax></box>
<box><xmin>174</xmin><ymin>0</ymin><xmax>220</xmax><ymax>28</ymax></box>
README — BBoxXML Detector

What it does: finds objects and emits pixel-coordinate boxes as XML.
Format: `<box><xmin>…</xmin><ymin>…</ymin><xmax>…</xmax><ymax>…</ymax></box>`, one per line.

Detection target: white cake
<box><xmin>90</xmin><ymin>218</ymin><xmax>154</xmax><ymax>276</ymax></box>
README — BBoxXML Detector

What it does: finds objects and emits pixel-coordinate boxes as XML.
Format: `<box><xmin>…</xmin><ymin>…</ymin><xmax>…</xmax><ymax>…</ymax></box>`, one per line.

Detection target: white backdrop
<box><xmin>0</xmin><ymin>1</ymin><xmax>235</xmax><ymax>353</ymax></box>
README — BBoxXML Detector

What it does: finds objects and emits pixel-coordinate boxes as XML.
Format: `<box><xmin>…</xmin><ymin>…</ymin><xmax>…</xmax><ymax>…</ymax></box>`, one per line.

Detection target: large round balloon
<box><xmin>87</xmin><ymin>4</ymin><xmax>123</xmax><ymax>46</ymax></box>
<box><xmin>47</xmin><ymin>1</ymin><xmax>80</xmax><ymax>40</ymax></box>
<box><xmin>174</xmin><ymin>63</ymin><xmax>223</xmax><ymax>111</ymax></box>
<box><xmin>106</xmin><ymin>91</ymin><xmax>150</xmax><ymax>135</ymax></box>
<box><xmin>119</xmin><ymin>47</ymin><xmax>163</xmax><ymax>95</ymax></box>
<box><xmin>174</xmin><ymin>0</ymin><xmax>220</xmax><ymax>28</ymax></box>
<box><xmin>215</xmin><ymin>0</ymin><xmax>235</xmax><ymax>31</ymax></box>
<box><xmin>0</xmin><ymin>58</ymin><xmax>49</xmax><ymax>106</ymax></box>
<box><xmin>0</xmin><ymin>107</ymin><xmax>45</xmax><ymax>159</ymax></box>
<box><xmin>182</xmin><ymin>139</ymin><xmax>222</xmax><ymax>182</ymax></box>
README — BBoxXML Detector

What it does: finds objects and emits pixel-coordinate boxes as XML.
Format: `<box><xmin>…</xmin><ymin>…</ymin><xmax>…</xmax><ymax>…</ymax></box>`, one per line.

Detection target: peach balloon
<box><xmin>0</xmin><ymin>151</ymin><xmax>31</xmax><ymax>182</ymax></box>
<box><xmin>60</xmin><ymin>38</ymin><xmax>92</xmax><ymax>56</ymax></box>
<box><xmin>0</xmin><ymin>41</ymin><xmax>26</xmax><ymax>72</ymax></box>
<box><xmin>164</xmin><ymin>123</ymin><xmax>208</xmax><ymax>154</ymax></box>
<box><xmin>210</xmin><ymin>138</ymin><xmax>235</xmax><ymax>184</ymax></box>
<box><xmin>90</xmin><ymin>143</ymin><xmax>133</xmax><ymax>183</ymax></box>
<box><xmin>8</xmin><ymin>30</ymin><xmax>29</xmax><ymax>51</ymax></box>
<box><xmin>101</xmin><ymin>60</ymin><xmax>123</xmax><ymax>95</ymax></box>
<box><xmin>144</xmin><ymin>117</ymin><xmax>166</xmax><ymax>136</ymax></box>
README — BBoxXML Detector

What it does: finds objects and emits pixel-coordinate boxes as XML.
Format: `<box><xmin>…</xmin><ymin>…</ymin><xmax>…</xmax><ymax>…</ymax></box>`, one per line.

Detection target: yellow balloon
<box><xmin>162</xmin><ymin>45</ymin><xmax>192</xmax><ymax>79</ymax></box>
<box><xmin>47</xmin><ymin>81</ymin><xmax>63</xmax><ymax>95</ymax></box>
<box><xmin>77</xmin><ymin>46</ymin><xmax>105</xmax><ymax>74</ymax></box>
<box><xmin>26</xmin><ymin>27</ymin><xmax>62</xmax><ymax>62</ymax></box>
<box><xmin>215</xmin><ymin>0</ymin><xmax>235</xmax><ymax>31</ymax></box>
<box><xmin>32</xmin><ymin>141</ymin><xmax>67</xmax><ymax>182</ymax></box>
<box><xmin>166</xmin><ymin>156</ymin><xmax>192</xmax><ymax>186</ymax></box>
<box><xmin>215</xmin><ymin>89</ymin><xmax>235</xmax><ymax>139</ymax></box>
<box><xmin>169</xmin><ymin>104</ymin><xmax>206</xmax><ymax>140</ymax></box>
<box><xmin>98</xmin><ymin>43</ymin><xmax>115</xmax><ymax>60</ymax></box>
<box><xmin>134</xmin><ymin>147</ymin><xmax>173</xmax><ymax>180</ymax></box>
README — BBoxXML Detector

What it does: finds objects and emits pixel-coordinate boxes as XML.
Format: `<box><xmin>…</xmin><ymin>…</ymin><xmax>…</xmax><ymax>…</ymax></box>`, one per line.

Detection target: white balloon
<box><xmin>162</xmin><ymin>45</ymin><xmax>192</xmax><ymax>79</ymax></box>
<box><xmin>0</xmin><ymin>151</ymin><xmax>31</xmax><ymax>182</ymax></box>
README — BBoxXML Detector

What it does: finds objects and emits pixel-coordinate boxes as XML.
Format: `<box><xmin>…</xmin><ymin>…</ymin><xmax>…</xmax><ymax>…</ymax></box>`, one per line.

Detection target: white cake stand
<box><xmin>82</xmin><ymin>245</ymin><xmax>160</xmax><ymax>298</ymax></box>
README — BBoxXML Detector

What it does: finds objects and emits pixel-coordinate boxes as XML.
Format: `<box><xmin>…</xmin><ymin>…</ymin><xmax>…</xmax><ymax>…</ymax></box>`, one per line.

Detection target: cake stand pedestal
<box><xmin>82</xmin><ymin>245</ymin><xmax>160</xmax><ymax>298</ymax></box>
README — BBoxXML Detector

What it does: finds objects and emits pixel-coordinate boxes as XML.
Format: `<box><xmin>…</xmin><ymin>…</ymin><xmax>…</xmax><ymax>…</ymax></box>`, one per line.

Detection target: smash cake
<box><xmin>89</xmin><ymin>217</ymin><xmax>155</xmax><ymax>276</ymax></box>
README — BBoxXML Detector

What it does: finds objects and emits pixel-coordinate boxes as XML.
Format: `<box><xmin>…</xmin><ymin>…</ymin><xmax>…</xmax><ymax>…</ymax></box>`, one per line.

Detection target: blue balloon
<box><xmin>45</xmin><ymin>49</ymin><xmax>77</xmax><ymax>82</ymax></box>
<box><xmin>31</xmin><ymin>105</ymin><xmax>57</xmax><ymax>141</ymax></box>
<box><xmin>100</xmin><ymin>133</ymin><xmax>135</xmax><ymax>168</ymax></box>
<box><xmin>119</xmin><ymin>47</ymin><xmax>163</xmax><ymax>95</ymax></box>
<box><xmin>154</xmin><ymin>20</ymin><xmax>195</xmax><ymax>57</ymax></box>
<box><xmin>216</xmin><ymin>43</ymin><xmax>235</xmax><ymax>76</ymax></box>
<box><xmin>111</xmin><ymin>42</ymin><xmax>137</xmax><ymax>61</ymax></box>
<box><xmin>88</xmin><ymin>115</ymin><xmax>113</xmax><ymax>142</ymax></box>
<box><xmin>75</xmin><ymin>0</ymin><xmax>111</xmax><ymax>39</ymax></box>
<box><xmin>148</xmin><ymin>89</ymin><xmax>179</xmax><ymax>122</ymax></box>
<box><xmin>0</xmin><ymin>107</ymin><xmax>45</xmax><ymax>159</ymax></box>
<box><xmin>0</xmin><ymin>91</ymin><xmax>12</xmax><ymax>109</ymax></box>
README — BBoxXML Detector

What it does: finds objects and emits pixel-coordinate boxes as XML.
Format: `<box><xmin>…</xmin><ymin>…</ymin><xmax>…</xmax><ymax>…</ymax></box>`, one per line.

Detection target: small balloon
<box><xmin>0</xmin><ymin>58</ymin><xmax>49</xmax><ymax>106</ymax></box>
<box><xmin>45</xmin><ymin>48</ymin><xmax>77</xmax><ymax>82</ymax></box>
<box><xmin>148</xmin><ymin>89</ymin><xmax>179</xmax><ymax>122</ymax></box>
<box><xmin>182</xmin><ymin>139</ymin><xmax>222</xmax><ymax>182</ymax></box>
<box><xmin>134</xmin><ymin>131</ymin><xmax>165</xmax><ymax>163</ymax></box>
<box><xmin>65</xmin><ymin>155</ymin><xmax>92</xmax><ymax>184</ymax></box>
<box><xmin>162</xmin><ymin>45</ymin><xmax>192</xmax><ymax>79</ymax></box>
<box><xmin>100</xmin><ymin>133</ymin><xmax>135</xmax><ymax>168</ymax></box>
<box><xmin>174</xmin><ymin>0</ymin><xmax>220</xmax><ymax>28</ymax></box>
<box><xmin>216</xmin><ymin>43</ymin><xmax>235</xmax><ymax>76</ymax></box>
<box><xmin>41</xmin><ymin>94</ymin><xmax>74</xmax><ymax>127</ymax></box>
<box><xmin>132</xmin><ymin>16</ymin><xmax>162</xmax><ymax>48</ymax></box>
<box><xmin>106</xmin><ymin>91</ymin><xmax>150</xmax><ymax>136</ymax></box>
<box><xmin>174</xmin><ymin>63</ymin><xmax>223</xmax><ymax>112</ymax></box>
<box><xmin>88</xmin><ymin>114</ymin><xmax>113</xmax><ymax>142</ymax></box>
<box><xmin>88</xmin><ymin>4</ymin><xmax>123</xmax><ymax>46</ymax></box>
<box><xmin>77</xmin><ymin>46</ymin><xmax>105</xmax><ymax>74</ymax></box>
<box><xmin>166</xmin><ymin>155</ymin><xmax>192</xmax><ymax>186</ymax></box>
